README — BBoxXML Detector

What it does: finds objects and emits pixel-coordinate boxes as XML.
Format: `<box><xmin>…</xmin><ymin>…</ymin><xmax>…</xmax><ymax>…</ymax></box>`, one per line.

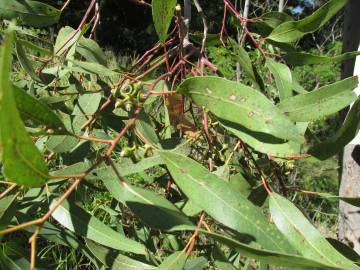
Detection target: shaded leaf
<box><xmin>177</xmin><ymin>76</ymin><xmax>303</xmax><ymax>143</ymax></box>
<box><xmin>284</xmin><ymin>51</ymin><xmax>360</xmax><ymax>66</ymax></box>
<box><xmin>152</xmin><ymin>0</ymin><xmax>177</xmax><ymax>42</ymax></box>
<box><xmin>0</xmin><ymin>0</ymin><xmax>61</xmax><ymax>27</ymax></box>
<box><xmin>13</xmin><ymin>85</ymin><xmax>68</xmax><ymax>134</ymax></box>
<box><xmin>251</xmin><ymin>11</ymin><xmax>293</xmax><ymax>36</ymax></box>
<box><xmin>219</xmin><ymin>119</ymin><xmax>302</xmax><ymax>158</ymax></box>
<box><xmin>159</xmin><ymin>150</ymin><xmax>294</xmax><ymax>252</ymax></box>
<box><xmin>15</xmin><ymin>40</ymin><xmax>41</xmax><ymax>82</ymax></box>
<box><xmin>86</xmin><ymin>240</ymin><xmax>155</xmax><ymax>270</ymax></box>
<box><xmin>278</xmin><ymin>77</ymin><xmax>358</xmax><ymax>122</ymax></box>
<box><xmin>268</xmin><ymin>0</ymin><xmax>346</xmax><ymax>43</ymax></box>
<box><xmin>102</xmin><ymin>174</ymin><xmax>193</xmax><ymax>231</ymax></box>
<box><xmin>51</xmin><ymin>199</ymin><xmax>147</xmax><ymax>255</ymax></box>
<box><xmin>269</xmin><ymin>192</ymin><xmax>360</xmax><ymax>270</ymax></box>
<box><xmin>0</xmin><ymin>31</ymin><xmax>48</xmax><ymax>187</ymax></box>
<box><xmin>308</xmin><ymin>98</ymin><xmax>360</xmax><ymax>160</ymax></box>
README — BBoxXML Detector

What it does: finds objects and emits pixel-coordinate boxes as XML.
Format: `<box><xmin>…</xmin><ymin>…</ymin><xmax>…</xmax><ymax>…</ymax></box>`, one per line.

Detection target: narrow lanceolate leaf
<box><xmin>268</xmin><ymin>0</ymin><xmax>347</xmax><ymax>43</ymax></box>
<box><xmin>158</xmin><ymin>251</ymin><xmax>187</xmax><ymax>270</ymax></box>
<box><xmin>70</xmin><ymin>60</ymin><xmax>120</xmax><ymax>77</ymax></box>
<box><xmin>152</xmin><ymin>0</ymin><xmax>177</xmax><ymax>42</ymax></box>
<box><xmin>0</xmin><ymin>31</ymin><xmax>48</xmax><ymax>187</ymax></box>
<box><xmin>172</xmin><ymin>228</ymin><xmax>345</xmax><ymax>270</ymax></box>
<box><xmin>269</xmin><ymin>193</ymin><xmax>360</xmax><ymax>270</ymax></box>
<box><xmin>284</xmin><ymin>51</ymin><xmax>360</xmax><ymax>66</ymax></box>
<box><xmin>251</xmin><ymin>11</ymin><xmax>293</xmax><ymax>36</ymax></box>
<box><xmin>266</xmin><ymin>59</ymin><xmax>293</xmax><ymax>100</ymax></box>
<box><xmin>177</xmin><ymin>76</ymin><xmax>303</xmax><ymax>143</ymax></box>
<box><xmin>51</xmin><ymin>200</ymin><xmax>147</xmax><ymax>255</ymax></box>
<box><xmin>15</xmin><ymin>41</ymin><xmax>41</xmax><ymax>82</ymax></box>
<box><xmin>135</xmin><ymin>109</ymin><xmax>161</xmax><ymax>147</ymax></box>
<box><xmin>86</xmin><ymin>240</ymin><xmax>155</xmax><ymax>270</ymax></box>
<box><xmin>278</xmin><ymin>77</ymin><xmax>358</xmax><ymax>122</ymax></box>
<box><xmin>90</xmin><ymin>154</ymin><xmax>163</xmax><ymax>181</ymax></box>
<box><xmin>308</xmin><ymin>98</ymin><xmax>360</xmax><ymax>160</ymax></box>
<box><xmin>102</xmin><ymin>175</ymin><xmax>193</xmax><ymax>231</ymax></box>
<box><xmin>301</xmin><ymin>192</ymin><xmax>360</xmax><ymax>208</ymax></box>
<box><xmin>229</xmin><ymin>38</ymin><xmax>264</xmax><ymax>90</ymax></box>
<box><xmin>0</xmin><ymin>0</ymin><xmax>61</xmax><ymax>27</ymax></box>
<box><xmin>220</xmin><ymin>120</ymin><xmax>302</xmax><ymax>158</ymax></box>
<box><xmin>13</xmin><ymin>85</ymin><xmax>68</xmax><ymax>134</ymax></box>
<box><xmin>159</xmin><ymin>151</ymin><xmax>294</xmax><ymax>253</ymax></box>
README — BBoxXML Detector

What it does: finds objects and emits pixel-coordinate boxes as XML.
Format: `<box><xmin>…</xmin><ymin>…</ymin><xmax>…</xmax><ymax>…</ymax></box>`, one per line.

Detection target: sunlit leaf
<box><xmin>0</xmin><ymin>0</ymin><xmax>61</xmax><ymax>27</ymax></box>
<box><xmin>51</xmin><ymin>199</ymin><xmax>147</xmax><ymax>255</ymax></box>
<box><xmin>152</xmin><ymin>0</ymin><xmax>177</xmax><ymax>42</ymax></box>
<box><xmin>269</xmin><ymin>192</ymin><xmax>360</xmax><ymax>270</ymax></box>
<box><xmin>0</xmin><ymin>30</ymin><xmax>48</xmax><ymax>187</ymax></box>
<box><xmin>278</xmin><ymin>77</ymin><xmax>358</xmax><ymax>122</ymax></box>
<box><xmin>268</xmin><ymin>0</ymin><xmax>347</xmax><ymax>43</ymax></box>
<box><xmin>177</xmin><ymin>76</ymin><xmax>303</xmax><ymax>143</ymax></box>
<box><xmin>266</xmin><ymin>58</ymin><xmax>293</xmax><ymax>100</ymax></box>
<box><xmin>159</xmin><ymin>150</ymin><xmax>294</xmax><ymax>252</ymax></box>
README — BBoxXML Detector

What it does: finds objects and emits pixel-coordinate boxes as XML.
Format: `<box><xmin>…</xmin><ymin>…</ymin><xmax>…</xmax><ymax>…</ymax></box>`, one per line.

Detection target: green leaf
<box><xmin>0</xmin><ymin>31</ymin><xmax>48</xmax><ymax>187</ymax></box>
<box><xmin>308</xmin><ymin>98</ymin><xmax>360</xmax><ymax>160</ymax></box>
<box><xmin>76</xmin><ymin>37</ymin><xmax>108</xmax><ymax>66</ymax></box>
<box><xmin>158</xmin><ymin>251</ymin><xmax>187</xmax><ymax>270</ymax></box>
<box><xmin>174</xmin><ymin>228</ymin><xmax>345</xmax><ymax>270</ymax></box>
<box><xmin>152</xmin><ymin>0</ymin><xmax>177</xmax><ymax>42</ymax></box>
<box><xmin>13</xmin><ymin>85</ymin><xmax>68</xmax><ymax>134</ymax></box>
<box><xmin>284</xmin><ymin>51</ymin><xmax>360</xmax><ymax>66</ymax></box>
<box><xmin>90</xmin><ymin>155</ymin><xmax>163</xmax><ymax>180</ymax></box>
<box><xmin>0</xmin><ymin>0</ymin><xmax>61</xmax><ymax>27</ymax></box>
<box><xmin>229</xmin><ymin>38</ymin><xmax>264</xmax><ymax>90</ymax></box>
<box><xmin>51</xmin><ymin>199</ymin><xmax>147</xmax><ymax>255</ymax></box>
<box><xmin>15</xmin><ymin>40</ymin><xmax>41</xmax><ymax>82</ymax></box>
<box><xmin>135</xmin><ymin>109</ymin><xmax>161</xmax><ymax>147</ymax></box>
<box><xmin>70</xmin><ymin>60</ymin><xmax>120</xmax><ymax>77</ymax></box>
<box><xmin>268</xmin><ymin>0</ymin><xmax>347</xmax><ymax>43</ymax></box>
<box><xmin>184</xmin><ymin>257</ymin><xmax>207</xmax><ymax>270</ymax></box>
<box><xmin>251</xmin><ymin>11</ymin><xmax>293</xmax><ymax>36</ymax></box>
<box><xmin>54</xmin><ymin>26</ymin><xmax>81</xmax><ymax>56</ymax></box>
<box><xmin>219</xmin><ymin>119</ymin><xmax>302</xmax><ymax>158</ymax></box>
<box><xmin>278</xmin><ymin>77</ymin><xmax>358</xmax><ymax>122</ymax></box>
<box><xmin>299</xmin><ymin>191</ymin><xmax>360</xmax><ymax>208</ymax></box>
<box><xmin>269</xmin><ymin>192</ymin><xmax>360</xmax><ymax>270</ymax></box>
<box><xmin>102</xmin><ymin>174</ymin><xmax>193</xmax><ymax>231</ymax></box>
<box><xmin>72</xmin><ymin>93</ymin><xmax>102</xmax><ymax>116</ymax></box>
<box><xmin>177</xmin><ymin>76</ymin><xmax>303</xmax><ymax>143</ymax></box>
<box><xmin>16</xmin><ymin>38</ymin><xmax>51</xmax><ymax>56</ymax></box>
<box><xmin>159</xmin><ymin>150</ymin><xmax>294</xmax><ymax>252</ymax></box>
<box><xmin>46</xmin><ymin>135</ymin><xmax>79</xmax><ymax>153</ymax></box>
<box><xmin>86</xmin><ymin>240</ymin><xmax>155</xmax><ymax>270</ymax></box>
<box><xmin>266</xmin><ymin>59</ymin><xmax>293</xmax><ymax>100</ymax></box>
<box><xmin>0</xmin><ymin>253</ymin><xmax>31</xmax><ymax>270</ymax></box>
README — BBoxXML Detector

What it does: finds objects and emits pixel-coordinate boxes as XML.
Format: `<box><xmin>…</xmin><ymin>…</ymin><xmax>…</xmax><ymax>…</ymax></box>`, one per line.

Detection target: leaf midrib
<box><xmin>164</xmin><ymin>154</ymin><xmax>287</xmax><ymax>252</ymax></box>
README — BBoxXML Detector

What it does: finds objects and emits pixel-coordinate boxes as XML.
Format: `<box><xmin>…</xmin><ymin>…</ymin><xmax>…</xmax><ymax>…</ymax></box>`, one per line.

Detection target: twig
<box><xmin>0</xmin><ymin>183</ymin><xmax>17</xmax><ymax>199</ymax></box>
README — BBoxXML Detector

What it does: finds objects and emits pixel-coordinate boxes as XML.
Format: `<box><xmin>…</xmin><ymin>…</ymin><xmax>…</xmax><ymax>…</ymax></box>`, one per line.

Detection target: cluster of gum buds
<box><xmin>120</xmin><ymin>143</ymin><xmax>154</xmax><ymax>162</ymax></box>
<box><xmin>112</xmin><ymin>80</ymin><xmax>145</xmax><ymax>112</ymax></box>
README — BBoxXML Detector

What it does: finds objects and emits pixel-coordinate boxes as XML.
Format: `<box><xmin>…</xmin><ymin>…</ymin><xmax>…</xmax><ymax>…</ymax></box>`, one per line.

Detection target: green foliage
<box><xmin>0</xmin><ymin>0</ymin><xmax>359</xmax><ymax>269</ymax></box>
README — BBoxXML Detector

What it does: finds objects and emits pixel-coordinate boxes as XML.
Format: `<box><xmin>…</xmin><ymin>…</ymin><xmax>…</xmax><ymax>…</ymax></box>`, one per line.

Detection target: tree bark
<box><xmin>278</xmin><ymin>0</ymin><xmax>285</xmax><ymax>12</ymax></box>
<box><xmin>338</xmin><ymin>0</ymin><xmax>360</xmax><ymax>254</ymax></box>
